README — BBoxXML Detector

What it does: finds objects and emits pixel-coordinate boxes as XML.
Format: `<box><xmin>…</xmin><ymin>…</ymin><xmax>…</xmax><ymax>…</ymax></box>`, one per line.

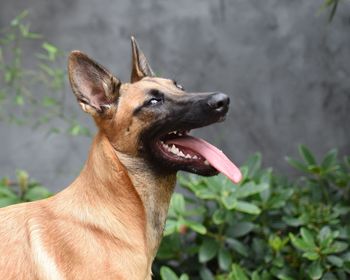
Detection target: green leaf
<box><xmin>163</xmin><ymin>219</ymin><xmax>177</xmax><ymax>236</ymax></box>
<box><xmin>226</xmin><ymin>238</ymin><xmax>249</xmax><ymax>257</ymax></box>
<box><xmin>300</xmin><ymin>228</ymin><xmax>316</xmax><ymax>247</ymax></box>
<box><xmin>252</xmin><ymin>238</ymin><xmax>267</xmax><ymax>257</ymax></box>
<box><xmin>240</xmin><ymin>166</ymin><xmax>249</xmax><ymax>180</ymax></box>
<box><xmin>267</xmin><ymin>193</ymin><xmax>290</xmax><ymax>209</ymax></box>
<box><xmin>244</xmin><ymin>153</ymin><xmax>262</xmax><ymax>178</ymax></box>
<box><xmin>10</xmin><ymin>10</ymin><xmax>29</xmax><ymax>27</ymax></box>
<box><xmin>289</xmin><ymin>233</ymin><xmax>314</xmax><ymax>251</ymax></box>
<box><xmin>42</xmin><ymin>96</ymin><xmax>57</xmax><ymax>107</ymax></box>
<box><xmin>235</xmin><ymin>201</ymin><xmax>261</xmax><ymax>215</ymax></box>
<box><xmin>271</xmin><ymin>268</ymin><xmax>294</xmax><ymax>280</ymax></box>
<box><xmin>285</xmin><ymin>157</ymin><xmax>308</xmax><ymax>172</ymax></box>
<box><xmin>15</xmin><ymin>95</ymin><xmax>24</xmax><ymax>106</ymax></box>
<box><xmin>326</xmin><ymin>255</ymin><xmax>343</xmax><ymax>267</ymax></box>
<box><xmin>199</xmin><ymin>267</ymin><xmax>215</xmax><ymax>280</ymax></box>
<box><xmin>0</xmin><ymin>187</ymin><xmax>18</xmax><ymax>198</ymax></box>
<box><xmin>251</xmin><ymin>271</ymin><xmax>262</xmax><ymax>280</ymax></box>
<box><xmin>299</xmin><ymin>144</ymin><xmax>317</xmax><ymax>165</ymax></box>
<box><xmin>19</xmin><ymin>24</ymin><xmax>29</xmax><ymax>37</ymax></box>
<box><xmin>307</xmin><ymin>165</ymin><xmax>321</xmax><ymax>174</ymax></box>
<box><xmin>321</xmin><ymin>149</ymin><xmax>338</xmax><ymax>169</ymax></box>
<box><xmin>327</xmin><ymin>0</ymin><xmax>339</xmax><ymax>22</ymax></box>
<box><xmin>26</xmin><ymin>32</ymin><xmax>42</xmax><ymax>39</ymax></box>
<box><xmin>229</xmin><ymin>222</ymin><xmax>255</xmax><ymax>238</ymax></box>
<box><xmin>222</xmin><ymin>193</ymin><xmax>237</xmax><ymax>210</ymax></box>
<box><xmin>235</xmin><ymin>182</ymin><xmax>269</xmax><ymax>198</ymax></box>
<box><xmin>17</xmin><ymin>170</ymin><xmax>29</xmax><ymax>192</ymax></box>
<box><xmin>318</xmin><ymin>226</ymin><xmax>331</xmax><ymax>243</ymax></box>
<box><xmin>230</xmin><ymin>263</ymin><xmax>249</xmax><ymax>280</ymax></box>
<box><xmin>323</xmin><ymin>241</ymin><xmax>348</xmax><ymax>254</ymax></box>
<box><xmin>39</xmin><ymin>63</ymin><xmax>55</xmax><ymax>76</ymax></box>
<box><xmin>322</xmin><ymin>272</ymin><xmax>337</xmax><ymax>280</ymax></box>
<box><xmin>171</xmin><ymin>193</ymin><xmax>186</xmax><ymax>214</ymax></box>
<box><xmin>179</xmin><ymin>274</ymin><xmax>189</xmax><ymax>280</ymax></box>
<box><xmin>160</xmin><ymin>266</ymin><xmax>179</xmax><ymax>280</ymax></box>
<box><xmin>213</xmin><ymin>208</ymin><xmax>226</xmax><ymax>224</ymax></box>
<box><xmin>303</xmin><ymin>252</ymin><xmax>320</xmax><ymax>261</ymax></box>
<box><xmin>42</xmin><ymin>42</ymin><xmax>58</xmax><ymax>61</ymax></box>
<box><xmin>184</xmin><ymin>220</ymin><xmax>206</xmax><ymax>235</ymax></box>
<box><xmin>307</xmin><ymin>261</ymin><xmax>323</xmax><ymax>279</ymax></box>
<box><xmin>23</xmin><ymin>186</ymin><xmax>51</xmax><ymax>201</ymax></box>
<box><xmin>0</xmin><ymin>197</ymin><xmax>21</xmax><ymax>207</ymax></box>
<box><xmin>199</xmin><ymin>238</ymin><xmax>219</xmax><ymax>263</ymax></box>
<box><xmin>156</xmin><ymin>235</ymin><xmax>180</xmax><ymax>259</ymax></box>
<box><xmin>196</xmin><ymin>189</ymin><xmax>217</xmax><ymax>200</ymax></box>
<box><xmin>218</xmin><ymin>247</ymin><xmax>232</xmax><ymax>271</ymax></box>
<box><xmin>68</xmin><ymin>124</ymin><xmax>91</xmax><ymax>136</ymax></box>
<box><xmin>269</xmin><ymin>235</ymin><xmax>289</xmax><ymax>252</ymax></box>
<box><xmin>5</xmin><ymin>70</ymin><xmax>13</xmax><ymax>83</ymax></box>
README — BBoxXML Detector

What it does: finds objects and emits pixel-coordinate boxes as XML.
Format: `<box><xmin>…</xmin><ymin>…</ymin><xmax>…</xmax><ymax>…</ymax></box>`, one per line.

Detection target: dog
<box><xmin>0</xmin><ymin>37</ymin><xmax>242</xmax><ymax>279</ymax></box>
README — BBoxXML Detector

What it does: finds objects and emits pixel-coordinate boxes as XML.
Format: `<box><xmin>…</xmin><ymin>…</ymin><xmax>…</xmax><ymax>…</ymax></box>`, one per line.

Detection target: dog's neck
<box><xmin>57</xmin><ymin>132</ymin><xmax>176</xmax><ymax>265</ymax></box>
<box><xmin>115</xmin><ymin>147</ymin><xmax>177</xmax><ymax>259</ymax></box>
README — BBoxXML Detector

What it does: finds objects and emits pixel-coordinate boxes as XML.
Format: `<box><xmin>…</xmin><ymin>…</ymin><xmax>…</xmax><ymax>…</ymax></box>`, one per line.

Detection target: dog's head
<box><xmin>68</xmin><ymin>37</ymin><xmax>241</xmax><ymax>183</ymax></box>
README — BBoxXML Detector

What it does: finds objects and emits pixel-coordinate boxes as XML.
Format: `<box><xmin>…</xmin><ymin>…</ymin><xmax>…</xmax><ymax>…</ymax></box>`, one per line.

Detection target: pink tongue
<box><xmin>167</xmin><ymin>135</ymin><xmax>242</xmax><ymax>184</ymax></box>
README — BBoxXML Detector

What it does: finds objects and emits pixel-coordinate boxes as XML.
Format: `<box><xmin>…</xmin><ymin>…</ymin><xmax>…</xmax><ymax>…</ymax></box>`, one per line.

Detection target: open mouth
<box><xmin>153</xmin><ymin>130</ymin><xmax>242</xmax><ymax>184</ymax></box>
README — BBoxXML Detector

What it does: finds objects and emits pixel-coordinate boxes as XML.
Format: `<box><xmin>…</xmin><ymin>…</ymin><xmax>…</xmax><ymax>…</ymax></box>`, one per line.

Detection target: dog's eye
<box><xmin>147</xmin><ymin>97</ymin><xmax>162</xmax><ymax>106</ymax></box>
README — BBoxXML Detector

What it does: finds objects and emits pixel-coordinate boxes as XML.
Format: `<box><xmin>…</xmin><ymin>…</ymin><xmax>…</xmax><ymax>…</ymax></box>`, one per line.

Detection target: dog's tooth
<box><xmin>185</xmin><ymin>154</ymin><xmax>191</xmax><ymax>159</ymax></box>
<box><xmin>204</xmin><ymin>160</ymin><xmax>210</xmax><ymax>165</ymax></box>
<box><xmin>170</xmin><ymin>145</ymin><xmax>178</xmax><ymax>154</ymax></box>
<box><xmin>179</xmin><ymin>151</ymin><xmax>185</xmax><ymax>157</ymax></box>
<box><xmin>193</xmin><ymin>155</ymin><xmax>199</xmax><ymax>159</ymax></box>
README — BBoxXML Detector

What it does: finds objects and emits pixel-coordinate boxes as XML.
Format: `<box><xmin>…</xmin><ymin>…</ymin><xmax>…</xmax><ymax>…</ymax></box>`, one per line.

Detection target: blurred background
<box><xmin>0</xmin><ymin>0</ymin><xmax>349</xmax><ymax>192</ymax></box>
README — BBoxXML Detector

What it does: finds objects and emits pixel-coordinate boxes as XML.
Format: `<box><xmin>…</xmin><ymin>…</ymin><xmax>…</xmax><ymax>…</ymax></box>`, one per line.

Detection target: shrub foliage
<box><xmin>153</xmin><ymin>146</ymin><xmax>350</xmax><ymax>280</ymax></box>
<box><xmin>0</xmin><ymin>170</ymin><xmax>52</xmax><ymax>207</ymax></box>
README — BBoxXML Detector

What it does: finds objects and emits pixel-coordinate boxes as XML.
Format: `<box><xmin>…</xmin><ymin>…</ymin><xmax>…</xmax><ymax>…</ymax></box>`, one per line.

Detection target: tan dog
<box><xmin>0</xmin><ymin>37</ymin><xmax>241</xmax><ymax>279</ymax></box>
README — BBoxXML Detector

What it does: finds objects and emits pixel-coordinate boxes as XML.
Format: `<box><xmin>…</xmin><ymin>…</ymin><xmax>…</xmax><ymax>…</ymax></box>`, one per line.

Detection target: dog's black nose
<box><xmin>207</xmin><ymin>92</ymin><xmax>230</xmax><ymax>113</ymax></box>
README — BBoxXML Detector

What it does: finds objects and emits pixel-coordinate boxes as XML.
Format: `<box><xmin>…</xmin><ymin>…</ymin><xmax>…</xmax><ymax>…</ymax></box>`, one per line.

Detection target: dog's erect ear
<box><xmin>130</xmin><ymin>36</ymin><xmax>155</xmax><ymax>83</ymax></box>
<box><xmin>68</xmin><ymin>51</ymin><xmax>121</xmax><ymax>115</ymax></box>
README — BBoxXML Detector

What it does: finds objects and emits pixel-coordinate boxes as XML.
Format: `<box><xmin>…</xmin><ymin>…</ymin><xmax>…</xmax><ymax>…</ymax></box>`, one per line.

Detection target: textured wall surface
<box><xmin>0</xmin><ymin>0</ymin><xmax>349</xmax><ymax>191</ymax></box>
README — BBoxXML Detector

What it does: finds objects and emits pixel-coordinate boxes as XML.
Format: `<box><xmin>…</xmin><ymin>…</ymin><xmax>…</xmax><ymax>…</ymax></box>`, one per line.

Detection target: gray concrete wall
<box><xmin>0</xmin><ymin>0</ymin><xmax>349</xmax><ymax>192</ymax></box>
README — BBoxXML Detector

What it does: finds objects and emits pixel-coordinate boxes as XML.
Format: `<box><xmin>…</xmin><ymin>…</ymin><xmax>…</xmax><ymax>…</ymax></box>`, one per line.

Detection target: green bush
<box><xmin>154</xmin><ymin>145</ymin><xmax>350</xmax><ymax>280</ymax></box>
<box><xmin>0</xmin><ymin>11</ymin><xmax>91</xmax><ymax>136</ymax></box>
<box><xmin>0</xmin><ymin>170</ymin><xmax>52</xmax><ymax>207</ymax></box>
